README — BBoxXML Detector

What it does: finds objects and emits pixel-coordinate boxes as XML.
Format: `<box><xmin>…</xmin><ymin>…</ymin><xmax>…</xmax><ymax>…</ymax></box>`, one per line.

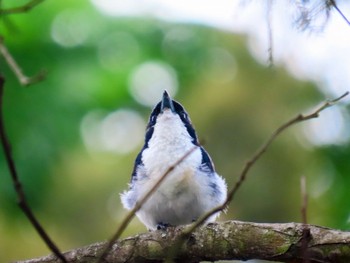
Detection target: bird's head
<box><xmin>144</xmin><ymin>90</ymin><xmax>199</xmax><ymax>146</ymax></box>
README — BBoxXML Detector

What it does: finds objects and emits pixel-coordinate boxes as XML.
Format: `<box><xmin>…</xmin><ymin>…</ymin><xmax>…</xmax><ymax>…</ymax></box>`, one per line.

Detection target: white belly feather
<box><xmin>121</xmin><ymin>110</ymin><xmax>226</xmax><ymax>230</ymax></box>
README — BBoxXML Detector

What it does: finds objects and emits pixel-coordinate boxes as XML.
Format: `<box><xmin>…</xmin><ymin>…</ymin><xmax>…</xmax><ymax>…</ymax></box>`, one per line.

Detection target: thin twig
<box><xmin>164</xmin><ymin>92</ymin><xmax>349</xmax><ymax>261</ymax></box>
<box><xmin>267</xmin><ymin>0</ymin><xmax>274</xmax><ymax>66</ymax></box>
<box><xmin>182</xmin><ymin>91</ymin><xmax>349</xmax><ymax>238</ymax></box>
<box><xmin>300</xmin><ymin>176</ymin><xmax>308</xmax><ymax>226</ymax></box>
<box><xmin>0</xmin><ymin>0</ymin><xmax>45</xmax><ymax>15</ymax></box>
<box><xmin>97</xmin><ymin>146</ymin><xmax>198</xmax><ymax>263</ymax></box>
<box><xmin>0</xmin><ymin>77</ymin><xmax>67</xmax><ymax>263</ymax></box>
<box><xmin>0</xmin><ymin>37</ymin><xmax>46</xmax><ymax>86</ymax></box>
<box><xmin>300</xmin><ymin>176</ymin><xmax>310</xmax><ymax>263</ymax></box>
<box><xmin>329</xmin><ymin>0</ymin><xmax>350</xmax><ymax>26</ymax></box>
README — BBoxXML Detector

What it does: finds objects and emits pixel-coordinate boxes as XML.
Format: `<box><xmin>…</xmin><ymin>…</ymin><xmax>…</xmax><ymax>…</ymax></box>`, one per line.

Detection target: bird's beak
<box><xmin>161</xmin><ymin>90</ymin><xmax>175</xmax><ymax>113</ymax></box>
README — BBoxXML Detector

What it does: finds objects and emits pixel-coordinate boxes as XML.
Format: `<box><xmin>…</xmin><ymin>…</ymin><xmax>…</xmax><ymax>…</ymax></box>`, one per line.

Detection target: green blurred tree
<box><xmin>0</xmin><ymin>0</ymin><xmax>349</xmax><ymax>262</ymax></box>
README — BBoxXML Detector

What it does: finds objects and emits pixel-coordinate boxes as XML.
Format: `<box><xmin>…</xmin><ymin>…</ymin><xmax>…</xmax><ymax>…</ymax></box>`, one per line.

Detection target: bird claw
<box><xmin>156</xmin><ymin>222</ymin><xmax>172</xmax><ymax>230</ymax></box>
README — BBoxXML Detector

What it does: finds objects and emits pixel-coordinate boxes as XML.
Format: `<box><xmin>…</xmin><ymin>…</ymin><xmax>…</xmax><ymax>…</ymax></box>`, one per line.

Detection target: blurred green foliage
<box><xmin>0</xmin><ymin>0</ymin><xmax>349</xmax><ymax>262</ymax></box>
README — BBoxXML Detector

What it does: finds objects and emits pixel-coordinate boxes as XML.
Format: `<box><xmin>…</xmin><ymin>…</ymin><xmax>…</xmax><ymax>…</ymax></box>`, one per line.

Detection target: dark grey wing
<box><xmin>129</xmin><ymin>150</ymin><xmax>143</xmax><ymax>186</ymax></box>
<box><xmin>173</xmin><ymin>100</ymin><xmax>199</xmax><ymax>145</ymax></box>
<box><xmin>199</xmin><ymin>147</ymin><xmax>223</xmax><ymax>197</ymax></box>
<box><xmin>122</xmin><ymin>149</ymin><xmax>147</xmax><ymax>210</ymax></box>
<box><xmin>199</xmin><ymin>147</ymin><xmax>215</xmax><ymax>174</ymax></box>
<box><xmin>129</xmin><ymin>115</ymin><xmax>156</xmax><ymax>185</ymax></box>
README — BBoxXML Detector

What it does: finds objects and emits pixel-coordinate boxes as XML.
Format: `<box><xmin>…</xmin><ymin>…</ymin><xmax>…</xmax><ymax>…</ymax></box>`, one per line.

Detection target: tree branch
<box><xmin>328</xmin><ymin>0</ymin><xmax>350</xmax><ymax>26</ymax></box>
<box><xmin>300</xmin><ymin>176</ymin><xmax>311</xmax><ymax>263</ymax></box>
<box><xmin>0</xmin><ymin>37</ymin><xmax>46</xmax><ymax>86</ymax></box>
<box><xmin>180</xmin><ymin>91</ymin><xmax>349</xmax><ymax>239</ymax></box>
<box><xmin>16</xmin><ymin>220</ymin><xmax>350</xmax><ymax>263</ymax></box>
<box><xmin>0</xmin><ymin>77</ymin><xmax>66</xmax><ymax>262</ymax></box>
<box><xmin>0</xmin><ymin>0</ymin><xmax>46</xmax><ymax>15</ymax></box>
<box><xmin>266</xmin><ymin>0</ymin><xmax>274</xmax><ymax>66</ymax></box>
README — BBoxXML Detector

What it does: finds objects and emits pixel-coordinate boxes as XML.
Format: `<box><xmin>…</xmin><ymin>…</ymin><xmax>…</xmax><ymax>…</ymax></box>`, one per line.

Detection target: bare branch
<box><xmin>98</xmin><ymin>146</ymin><xmax>198</xmax><ymax>262</ymax></box>
<box><xmin>293</xmin><ymin>0</ymin><xmax>350</xmax><ymax>31</ymax></box>
<box><xmin>0</xmin><ymin>76</ymin><xmax>66</xmax><ymax>262</ymax></box>
<box><xmin>328</xmin><ymin>0</ymin><xmax>350</xmax><ymax>26</ymax></box>
<box><xmin>0</xmin><ymin>37</ymin><xmax>46</xmax><ymax>86</ymax></box>
<box><xmin>180</xmin><ymin>91</ymin><xmax>349</xmax><ymax>240</ymax></box>
<box><xmin>300</xmin><ymin>176</ymin><xmax>311</xmax><ymax>263</ymax></box>
<box><xmin>0</xmin><ymin>0</ymin><xmax>46</xmax><ymax>15</ymax></box>
<box><xmin>17</xmin><ymin>220</ymin><xmax>350</xmax><ymax>263</ymax></box>
<box><xmin>300</xmin><ymin>176</ymin><xmax>308</xmax><ymax>226</ymax></box>
<box><xmin>266</xmin><ymin>0</ymin><xmax>274</xmax><ymax>66</ymax></box>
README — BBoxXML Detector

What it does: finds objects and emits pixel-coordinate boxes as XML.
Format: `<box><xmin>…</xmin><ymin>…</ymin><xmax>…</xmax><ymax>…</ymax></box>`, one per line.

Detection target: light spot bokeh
<box><xmin>80</xmin><ymin>109</ymin><xmax>145</xmax><ymax>154</ymax></box>
<box><xmin>128</xmin><ymin>61</ymin><xmax>178</xmax><ymax>107</ymax></box>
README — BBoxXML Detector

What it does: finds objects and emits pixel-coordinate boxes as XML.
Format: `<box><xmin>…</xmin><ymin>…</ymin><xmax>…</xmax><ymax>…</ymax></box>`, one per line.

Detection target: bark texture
<box><xmin>18</xmin><ymin>220</ymin><xmax>350</xmax><ymax>263</ymax></box>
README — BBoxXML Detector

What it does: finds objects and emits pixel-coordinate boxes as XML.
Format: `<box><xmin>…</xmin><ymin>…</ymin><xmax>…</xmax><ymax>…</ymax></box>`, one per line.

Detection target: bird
<box><xmin>121</xmin><ymin>90</ymin><xmax>227</xmax><ymax>230</ymax></box>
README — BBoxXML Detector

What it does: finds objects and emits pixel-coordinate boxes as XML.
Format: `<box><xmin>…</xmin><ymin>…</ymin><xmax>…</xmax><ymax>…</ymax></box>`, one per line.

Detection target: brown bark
<box><xmin>18</xmin><ymin>220</ymin><xmax>350</xmax><ymax>263</ymax></box>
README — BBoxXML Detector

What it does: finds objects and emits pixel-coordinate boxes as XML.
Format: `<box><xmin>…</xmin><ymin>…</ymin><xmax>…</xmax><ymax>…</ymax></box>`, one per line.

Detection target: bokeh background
<box><xmin>0</xmin><ymin>0</ymin><xmax>349</xmax><ymax>262</ymax></box>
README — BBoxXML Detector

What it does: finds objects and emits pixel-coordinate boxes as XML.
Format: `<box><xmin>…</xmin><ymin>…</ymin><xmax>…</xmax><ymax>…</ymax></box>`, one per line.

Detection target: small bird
<box><xmin>121</xmin><ymin>91</ymin><xmax>227</xmax><ymax>230</ymax></box>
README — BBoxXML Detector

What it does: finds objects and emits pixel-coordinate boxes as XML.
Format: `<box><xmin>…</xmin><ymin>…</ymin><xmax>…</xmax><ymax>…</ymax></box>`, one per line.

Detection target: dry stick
<box><xmin>178</xmin><ymin>91</ymin><xmax>349</xmax><ymax>244</ymax></box>
<box><xmin>300</xmin><ymin>176</ymin><xmax>310</xmax><ymax>263</ymax></box>
<box><xmin>0</xmin><ymin>77</ymin><xmax>67</xmax><ymax>263</ymax></box>
<box><xmin>329</xmin><ymin>0</ymin><xmax>350</xmax><ymax>26</ymax></box>
<box><xmin>0</xmin><ymin>0</ymin><xmax>46</xmax><ymax>15</ymax></box>
<box><xmin>0</xmin><ymin>37</ymin><xmax>46</xmax><ymax>86</ymax></box>
<box><xmin>97</xmin><ymin>146</ymin><xmax>198</xmax><ymax>263</ymax></box>
<box><xmin>300</xmin><ymin>176</ymin><xmax>308</xmax><ymax>227</ymax></box>
<box><xmin>266</xmin><ymin>0</ymin><xmax>274</xmax><ymax>66</ymax></box>
<box><xmin>165</xmin><ymin>91</ymin><xmax>349</xmax><ymax>261</ymax></box>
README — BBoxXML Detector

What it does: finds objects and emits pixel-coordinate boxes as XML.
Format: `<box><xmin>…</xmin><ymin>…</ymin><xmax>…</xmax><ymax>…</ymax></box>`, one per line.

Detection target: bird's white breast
<box><xmin>141</xmin><ymin>110</ymin><xmax>202</xmax><ymax>193</ymax></box>
<box><xmin>121</xmin><ymin>109</ymin><xmax>226</xmax><ymax>230</ymax></box>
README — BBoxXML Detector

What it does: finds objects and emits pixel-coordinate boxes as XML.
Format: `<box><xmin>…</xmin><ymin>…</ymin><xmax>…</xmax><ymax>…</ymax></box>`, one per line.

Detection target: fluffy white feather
<box><xmin>121</xmin><ymin>109</ymin><xmax>227</xmax><ymax>230</ymax></box>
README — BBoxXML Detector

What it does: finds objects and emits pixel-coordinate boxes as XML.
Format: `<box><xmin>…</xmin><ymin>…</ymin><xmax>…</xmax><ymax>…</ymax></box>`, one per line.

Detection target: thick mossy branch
<box><xmin>18</xmin><ymin>220</ymin><xmax>350</xmax><ymax>263</ymax></box>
